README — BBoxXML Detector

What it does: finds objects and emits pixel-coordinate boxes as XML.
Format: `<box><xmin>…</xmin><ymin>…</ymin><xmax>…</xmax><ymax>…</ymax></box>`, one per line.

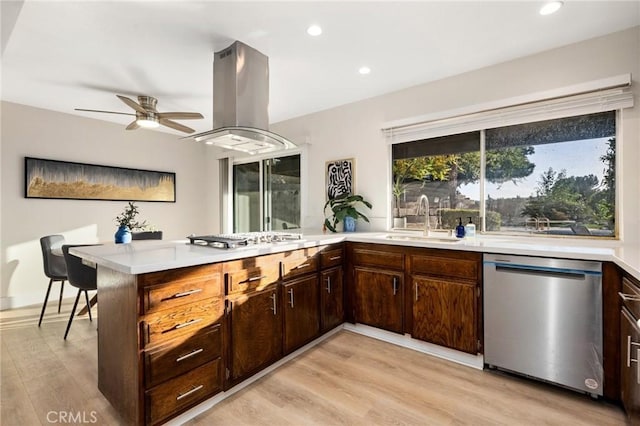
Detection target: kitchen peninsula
<box><xmin>71</xmin><ymin>233</ymin><xmax>640</xmax><ymax>425</ymax></box>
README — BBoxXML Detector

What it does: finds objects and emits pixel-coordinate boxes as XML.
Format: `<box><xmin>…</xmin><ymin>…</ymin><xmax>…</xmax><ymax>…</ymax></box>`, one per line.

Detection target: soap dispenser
<box><xmin>465</xmin><ymin>217</ymin><xmax>476</xmax><ymax>238</ymax></box>
<box><xmin>455</xmin><ymin>217</ymin><xmax>466</xmax><ymax>238</ymax></box>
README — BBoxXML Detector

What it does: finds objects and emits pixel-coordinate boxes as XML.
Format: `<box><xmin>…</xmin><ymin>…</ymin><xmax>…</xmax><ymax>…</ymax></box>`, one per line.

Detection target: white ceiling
<box><xmin>2</xmin><ymin>1</ymin><xmax>639</xmax><ymax>135</ymax></box>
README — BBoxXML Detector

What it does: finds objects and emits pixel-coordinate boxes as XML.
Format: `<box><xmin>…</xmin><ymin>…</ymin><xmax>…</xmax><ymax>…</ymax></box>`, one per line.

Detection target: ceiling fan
<box><xmin>75</xmin><ymin>95</ymin><xmax>204</xmax><ymax>134</ymax></box>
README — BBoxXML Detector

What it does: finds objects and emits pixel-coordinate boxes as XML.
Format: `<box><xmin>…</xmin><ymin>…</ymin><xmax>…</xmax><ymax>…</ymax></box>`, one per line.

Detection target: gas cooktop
<box><xmin>187</xmin><ymin>232</ymin><xmax>303</xmax><ymax>249</ymax></box>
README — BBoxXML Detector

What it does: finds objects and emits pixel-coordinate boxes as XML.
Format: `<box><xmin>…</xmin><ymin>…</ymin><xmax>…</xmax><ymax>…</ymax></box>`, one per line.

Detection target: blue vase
<box><xmin>343</xmin><ymin>216</ymin><xmax>356</xmax><ymax>232</ymax></box>
<box><xmin>115</xmin><ymin>225</ymin><xmax>132</xmax><ymax>244</ymax></box>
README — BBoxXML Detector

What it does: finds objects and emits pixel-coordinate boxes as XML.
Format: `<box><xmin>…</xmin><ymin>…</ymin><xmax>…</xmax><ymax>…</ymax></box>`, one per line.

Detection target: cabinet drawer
<box><xmin>144</xmin><ymin>324</ymin><xmax>222</xmax><ymax>388</ymax></box>
<box><xmin>351</xmin><ymin>247</ymin><xmax>404</xmax><ymax>270</ymax></box>
<box><xmin>224</xmin><ymin>254</ymin><xmax>281</xmax><ymax>295</ymax></box>
<box><xmin>142</xmin><ymin>272</ymin><xmax>222</xmax><ymax>315</ymax></box>
<box><xmin>145</xmin><ymin>359</ymin><xmax>222</xmax><ymax>426</ymax></box>
<box><xmin>621</xmin><ymin>277</ymin><xmax>640</xmax><ymax>320</ymax></box>
<box><xmin>320</xmin><ymin>247</ymin><xmax>344</xmax><ymax>269</ymax></box>
<box><xmin>141</xmin><ymin>299</ymin><xmax>223</xmax><ymax>348</ymax></box>
<box><xmin>282</xmin><ymin>254</ymin><xmax>318</xmax><ymax>279</ymax></box>
<box><xmin>225</xmin><ymin>264</ymin><xmax>281</xmax><ymax>295</ymax></box>
<box><xmin>410</xmin><ymin>254</ymin><xmax>478</xmax><ymax>281</ymax></box>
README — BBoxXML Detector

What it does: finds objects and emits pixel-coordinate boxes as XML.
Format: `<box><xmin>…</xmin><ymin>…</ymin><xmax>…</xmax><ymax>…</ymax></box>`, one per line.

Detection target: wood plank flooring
<box><xmin>1</xmin><ymin>302</ymin><xmax>627</xmax><ymax>426</ymax></box>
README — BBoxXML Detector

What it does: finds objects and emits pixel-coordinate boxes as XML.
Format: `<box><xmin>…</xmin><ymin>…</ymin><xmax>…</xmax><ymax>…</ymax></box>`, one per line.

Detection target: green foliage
<box><xmin>323</xmin><ymin>194</ymin><xmax>372</xmax><ymax>233</ymax></box>
<box><xmin>115</xmin><ymin>201</ymin><xmax>147</xmax><ymax>231</ymax></box>
<box><xmin>521</xmin><ymin>167</ymin><xmax>606</xmax><ymax>225</ymax></box>
<box><xmin>599</xmin><ymin>137</ymin><xmax>616</xmax><ymax>227</ymax></box>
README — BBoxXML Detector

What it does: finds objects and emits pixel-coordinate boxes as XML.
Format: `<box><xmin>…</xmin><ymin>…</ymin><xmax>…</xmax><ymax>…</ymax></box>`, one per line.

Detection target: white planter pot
<box><xmin>393</xmin><ymin>217</ymin><xmax>407</xmax><ymax>229</ymax></box>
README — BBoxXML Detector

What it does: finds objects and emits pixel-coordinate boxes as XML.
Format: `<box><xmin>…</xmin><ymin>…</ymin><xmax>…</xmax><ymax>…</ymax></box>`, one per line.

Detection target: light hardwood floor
<box><xmin>1</xmin><ymin>301</ymin><xmax>627</xmax><ymax>426</ymax></box>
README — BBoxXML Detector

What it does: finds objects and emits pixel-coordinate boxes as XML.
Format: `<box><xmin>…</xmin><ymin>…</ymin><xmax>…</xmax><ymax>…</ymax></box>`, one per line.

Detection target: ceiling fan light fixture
<box><xmin>136</xmin><ymin>117</ymin><xmax>159</xmax><ymax>128</ymax></box>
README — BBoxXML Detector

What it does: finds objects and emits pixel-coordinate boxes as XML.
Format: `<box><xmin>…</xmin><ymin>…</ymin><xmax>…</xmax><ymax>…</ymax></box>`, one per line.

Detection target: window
<box><xmin>233</xmin><ymin>154</ymin><xmax>301</xmax><ymax>233</ymax></box>
<box><xmin>391</xmin><ymin>111</ymin><xmax>616</xmax><ymax>238</ymax></box>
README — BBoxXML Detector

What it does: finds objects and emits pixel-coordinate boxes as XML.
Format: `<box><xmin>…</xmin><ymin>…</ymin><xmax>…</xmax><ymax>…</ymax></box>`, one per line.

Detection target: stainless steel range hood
<box><xmin>190</xmin><ymin>41</ymin><xmax>296</xmax><ymax>155</ymax></box>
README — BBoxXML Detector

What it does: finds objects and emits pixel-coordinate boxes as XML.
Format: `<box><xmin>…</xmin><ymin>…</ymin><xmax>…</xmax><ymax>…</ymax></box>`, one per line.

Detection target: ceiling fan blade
<box><xmin>75</xmin><ymin>108</ymin><xmax>135</xmax><ymax>116</ymax></box>
<box><xmin>125</xmin><ymin>120</ymin><xmax>140</xmax><ymax>130</ymax></box>
<box><xmin>157</xmin><ymin>112</ymin><xmax>204</xmax><ymax>120</ymax></box>
<box><xmin>116</xmin><ymin>95</ymin><xmax>148</xmax><ymax>114</ymax></box>
<box><xmin>159</xmin><ymin>118</ymin><xmax>195</xmax><ymax>134</ymax></box>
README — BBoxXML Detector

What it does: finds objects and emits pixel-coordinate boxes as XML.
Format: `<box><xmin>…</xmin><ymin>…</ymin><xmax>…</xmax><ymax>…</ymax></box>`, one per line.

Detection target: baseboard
<box><xmin>343</xmin><ymin>323</ymin><xmax>484</xmax><ymax>370</ymax></box>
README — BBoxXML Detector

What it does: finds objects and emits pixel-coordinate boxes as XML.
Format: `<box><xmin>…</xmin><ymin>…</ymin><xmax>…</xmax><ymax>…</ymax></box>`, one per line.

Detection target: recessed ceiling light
<box><xmin>359</xmin><ymin>66</ymin><xmax>371</xmax><ymax>75</ymax></box>
<box><xmin>307</xmin><ymin>25</ymin><xmax>322</xmax><ymax>36</ymax></box>
<box><xmin>539</xmin><ymin>1</ymin><xmax>563</xmax><ymax>15</ymax></box>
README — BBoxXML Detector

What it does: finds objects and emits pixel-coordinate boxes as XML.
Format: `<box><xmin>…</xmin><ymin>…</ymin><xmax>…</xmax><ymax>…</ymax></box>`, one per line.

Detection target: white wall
<box><xmin>270</xmin><ymin>27</ymin><xmax>640</xmax><ymax>244</ymax></box>
<box><xmin>0</xmin><ymin>102</ymin><xmax>213</xmax><ymax>309</ymax></box>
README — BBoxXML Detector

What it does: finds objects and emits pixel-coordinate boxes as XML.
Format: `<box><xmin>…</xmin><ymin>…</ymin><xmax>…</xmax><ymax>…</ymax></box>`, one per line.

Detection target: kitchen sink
<box><xmin>383</xmin><ymin>234</ymin><xmax>462</xmax><ymax>244</ymax></box>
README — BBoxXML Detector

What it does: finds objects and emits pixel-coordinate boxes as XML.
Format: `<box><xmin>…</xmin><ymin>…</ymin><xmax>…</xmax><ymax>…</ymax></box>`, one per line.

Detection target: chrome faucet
<box><xmin>417</xmin><ymin>194</ymin><xmax>430</xmax><ymax>236</ymax></box>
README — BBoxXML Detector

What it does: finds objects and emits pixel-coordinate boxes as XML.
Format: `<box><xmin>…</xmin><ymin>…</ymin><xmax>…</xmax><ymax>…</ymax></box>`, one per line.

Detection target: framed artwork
<box><xmin>25</xmin><ymin>157</ymin><xmax>176</xmax><ymax>202</ymax></box>
<box><xmin>325</xmin><ymin>158</ymin><xmax>354</xmax><ymax>200</ymax></box>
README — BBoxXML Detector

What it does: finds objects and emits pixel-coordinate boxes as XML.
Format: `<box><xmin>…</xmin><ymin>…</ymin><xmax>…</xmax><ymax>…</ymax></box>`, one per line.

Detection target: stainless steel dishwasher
<box><xmin>483</xmin><ymin>253</ymin><xmax>603</xmax><ymax>396</ymax></box>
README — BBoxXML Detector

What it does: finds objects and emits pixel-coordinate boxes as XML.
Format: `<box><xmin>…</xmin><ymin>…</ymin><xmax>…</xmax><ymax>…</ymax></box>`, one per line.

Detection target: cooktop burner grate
<box><xmin>187</xmin><ymin>231</ymin><xmax>302</xmax><ymax>249</ymax></box>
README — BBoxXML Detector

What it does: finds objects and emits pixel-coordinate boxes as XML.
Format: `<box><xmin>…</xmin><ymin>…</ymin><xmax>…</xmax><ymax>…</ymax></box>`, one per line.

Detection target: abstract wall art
<box><xmin>25</xmin><ymin>157</ymin><xmax>176</xmax><ymax>202</ymax></box>
<box><xmin>325</xmin><ymin>158</ymin><xmax>354</xmax><ymax>200</ymax></box>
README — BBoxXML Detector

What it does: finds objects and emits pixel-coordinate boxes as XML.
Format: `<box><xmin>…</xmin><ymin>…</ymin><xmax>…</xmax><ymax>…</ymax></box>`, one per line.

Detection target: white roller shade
<box><xmin>382</xmin><ymin>74</ymin><xmax>633</xmax><ymax>144</ymax></box>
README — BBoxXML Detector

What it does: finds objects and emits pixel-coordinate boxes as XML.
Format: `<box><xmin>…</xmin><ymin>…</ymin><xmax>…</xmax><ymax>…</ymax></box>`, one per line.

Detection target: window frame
<box><xmin>223</xmin><ymin>147</ymin><xmax>306</xmax><ymax>233</ymax></box>
<box><xmin>389</xmin><ymin>111</ymin><xmax>620</xmax><ymax>239</ymax></box>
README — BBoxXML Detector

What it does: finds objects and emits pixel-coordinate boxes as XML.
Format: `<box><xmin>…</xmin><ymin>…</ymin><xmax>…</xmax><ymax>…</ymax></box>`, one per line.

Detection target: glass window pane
<box><xmin>485</xmin><ymin>111</ymin><xmax>615</xmax><ymax>237</ymax></box>
<box><xmin>264</xmin><ymin>155</ymin><xmax>301</xmax><ymax>231</ymax></box>
<box><xmin>392</xmin><ymin>132</ymin><xmax>481</xmax><ymax>231</ymax></box>
<box><xmin>233</xmin><ymin>162</ymin><xmax>260</xmax><ymax>233</ymax></box>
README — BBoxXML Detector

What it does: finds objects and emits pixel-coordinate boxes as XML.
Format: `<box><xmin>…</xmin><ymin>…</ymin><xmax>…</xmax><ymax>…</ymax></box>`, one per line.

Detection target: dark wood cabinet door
<box><xmin>354</xmin><ymin>267</ymin><xmax>403</xmax><ymax>334</ymax></box>
<box><xmin>621</xmin><ymin>308</ymin><xmax>640</xmax><ymax>425</ymax></box>
<box><xmin>320</xmin><ymin>267</ymin><xmax>344</xmax><ymax>332</ymax></box>
<box><xmin>412</xmin><ymin>276</ymin><xmax>477</xmax><ymax>354</ymax></box>
<box><xmin>282</xmin><ymin>275</ymin><xmax>320</xmax><ymax>354</ymax></box>
<box><xmin>228</xmin><ymin>286</ymin><xmax>282</xmax><ymax>381</ymax></box>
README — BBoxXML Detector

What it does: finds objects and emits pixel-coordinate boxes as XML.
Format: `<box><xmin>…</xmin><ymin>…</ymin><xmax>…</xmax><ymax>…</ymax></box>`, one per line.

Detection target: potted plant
<box><xmin>323</xmin><ymin>194</ymin><xmax>372</xmax><ymax>233</ymax></box>
<box><xmin>114</xmin><ymin>201</ymin><xmax>148</xmax><ymax>244</ymax></box>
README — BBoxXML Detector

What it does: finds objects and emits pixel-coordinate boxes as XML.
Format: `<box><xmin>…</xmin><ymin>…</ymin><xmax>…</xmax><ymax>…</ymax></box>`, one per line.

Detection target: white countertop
<box><xmin>70</xmin><ymin>232</ymin><xmax>640</xmax><ymax>280</ymax></box>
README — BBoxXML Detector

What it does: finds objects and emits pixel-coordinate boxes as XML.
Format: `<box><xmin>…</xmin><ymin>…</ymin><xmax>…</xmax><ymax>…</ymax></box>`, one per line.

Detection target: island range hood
<box><xmin>189</xmin><ymin>41</ymin><xmax>296</xmax><ymax>155</ymax></box>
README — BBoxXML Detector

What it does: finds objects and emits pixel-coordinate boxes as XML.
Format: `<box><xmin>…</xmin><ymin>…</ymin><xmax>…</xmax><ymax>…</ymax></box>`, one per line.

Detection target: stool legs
<box><xmin>38</xmin><ymin>278</ymin><xmax>54</xmax><ymax>327</ymax></box>
<box><xmin>57</xmin><ymin>281</ymin><xmax>65</xmax><ymax>313</ymax></box>
<box><xmin>64</xmin><ymin>289</ymin><xmax>82</xmax><ymax>340</ymax></box>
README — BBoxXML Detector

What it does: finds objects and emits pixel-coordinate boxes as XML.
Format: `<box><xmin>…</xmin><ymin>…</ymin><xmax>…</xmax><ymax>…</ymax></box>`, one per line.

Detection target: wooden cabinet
<box><xmin>320</xmin><ymin>245</ymin><xmax>344</xmax><ymax>333</ymax></box>
<box><xmin>97</xmin><ymin>263</ymin><xmax>225</xmax><ymax>426</ymax></box>
<box><xmin>409</xmin><ymin>251</ymin><xmax>480</xmax><ymax>354</ymax></box>
<box><xmin>353</xmin><ymin>267</ymin><xmax>404</xmax><ymax>333</ymax></box>
<box><xmin>412</xmin><ymin>277</ymin><xmax>477</xmax><ymax>353</ymax></box>
<box><xmin>139</xmin><ymin>264</ymin><xmax>225</xmax><ymax>425</ymax></box>
<box><xmin>320</xmin><ymin>266</ymin><xmax>344</xmax><ymax>332</ymax></box>
<box><xmin>348</xmin><ymin>244</ymin><xmax>405</xmax><ymax>334</ymax></box>
<box><xmin>283</xmin><ymin>275</ymin><xmax>320</xmax><ymax>353</ymax></box>
<box><xmin>620</xmin><ymin>274</ymin><xmax>640</xmax><ymax>425</ymax></box>
<box><xmin>227</xmin><ymin>285</ymin><xmax>282</xmax><ymax>382</ymax></box>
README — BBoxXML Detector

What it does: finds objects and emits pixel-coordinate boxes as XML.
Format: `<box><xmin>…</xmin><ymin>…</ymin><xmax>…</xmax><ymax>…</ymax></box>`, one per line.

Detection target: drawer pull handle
<box><xmin>176</xmin><ymin>384</ymin><xmax>204</xmax><ymax>401</ymax></box>
<box><xmin>415</xmin><ymin>282</ymin><xmax>419</xmax><ymax>301</ymax></box>
<box><xmin>295</xmin><ymin>263</ymin><xmax>310</xmax><ymax>269</ymax></box>
<box><xmin>171</xmin><ymin>289</ymin><xmax>203</xmax><ymax>299</ymax></box>
<box><xmin>174</xmin><ymin>318</ymin><xmax>202</xmax><ymax>330</ymax></box>
<box><xmin>270</xmin><ymin>293</ymin><xmax>277</xmax><ymax>315</ymax></box>
<box><xmin>329</xmin><ymin>256</ymin><xmax>342</xmax><ymax>261</ymax></box>
<box><xmin>619</xmin><ymin>292</ymin><xmax>640</xmax><ymax>302</ymax></box>
<box><xmin>392</xmin><ymin>277</ymin><xmax>398</xmax><ymax>296</ymax></box>
<box><xmin>288</xmin><ymin>288</ymin><xmax>294</xmax><ymax>308</ymax></box>
<box><xmin>246</xmin><ymin>275</ymin><xmax>267</xmax><ymax>283</ymax></box>
<box><xmin>176</xmin><ymin>348</ymin><xmax>204</xmax><ymax>362</ymax></box>
<box><xmin>326</xmin><ymin>276</ymin><xmax>331</xmax><ymax>293</ymax></box>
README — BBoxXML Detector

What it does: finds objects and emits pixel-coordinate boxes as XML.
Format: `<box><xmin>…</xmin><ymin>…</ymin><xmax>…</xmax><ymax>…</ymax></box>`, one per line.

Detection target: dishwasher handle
<box><xmin>493</xmin><ymin>263</ymin><xmax>588</xmax><ymax>280</ymax></box>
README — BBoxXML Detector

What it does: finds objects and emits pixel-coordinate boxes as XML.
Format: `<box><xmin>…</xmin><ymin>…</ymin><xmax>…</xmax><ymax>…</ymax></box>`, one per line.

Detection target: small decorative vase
<box><xmin>343</xmin><ymin>216</ymin><xmax>356</xmax><ymax>232</ymax></box>
<box><xmin>115</xmin><ymin>225</ymin><xmax>132</xmax><ymax>244</ymax></box>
